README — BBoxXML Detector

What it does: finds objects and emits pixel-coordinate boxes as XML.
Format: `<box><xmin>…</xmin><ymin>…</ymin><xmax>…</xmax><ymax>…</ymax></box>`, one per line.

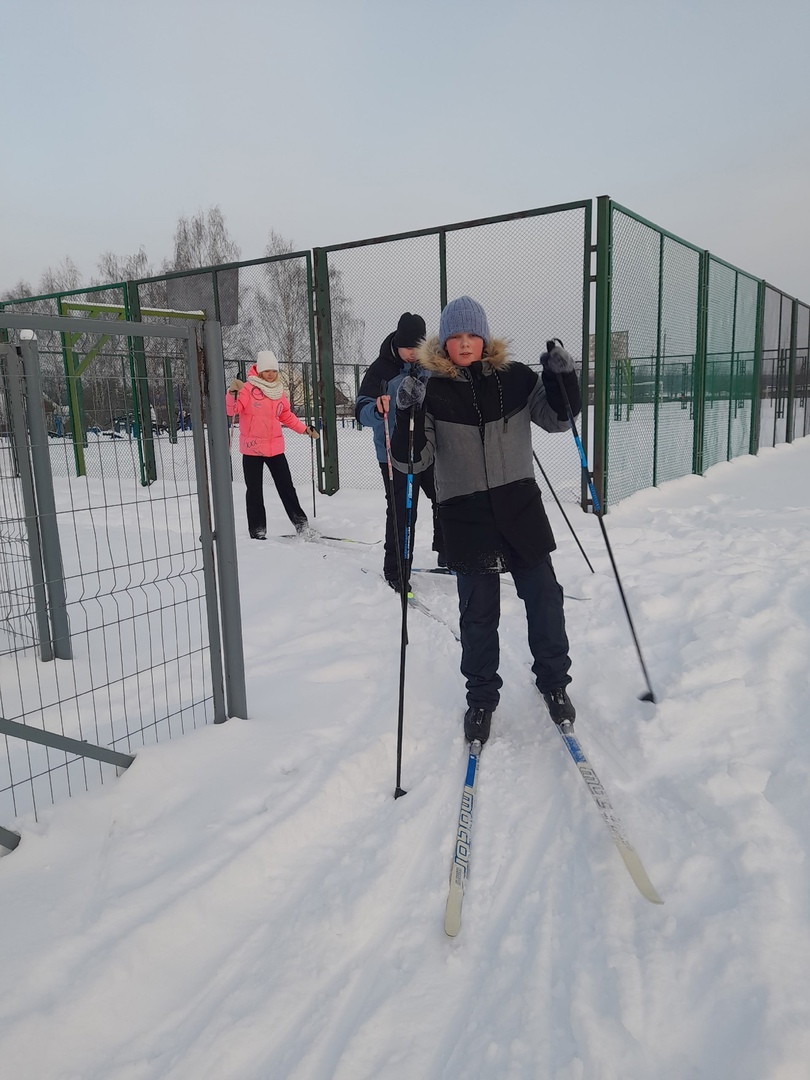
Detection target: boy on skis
<box><xmin>389</xmin><ymin>296</ymin><xmax>581</xmax><ymax>745</ymax></box>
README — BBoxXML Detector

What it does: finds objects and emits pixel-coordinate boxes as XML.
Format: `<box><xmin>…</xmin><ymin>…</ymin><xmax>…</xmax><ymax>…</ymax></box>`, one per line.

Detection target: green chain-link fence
<box><xmin>131</xmin><ymin>255</ymin><xmax>321</xmax><ymax>495</ymax></box>
<box><xmin>792</xmin><ymin>303</ymin><xmax>810</xmax><ymax>440</ymax></box>
<box><xmin>4</xmin><ymin>196</ymin><xmax>809</xmax><ymax>513</ymax></box>
<box><xmin>316</xmin><ymin>201</ymin><xmax>592</xmax><ymax>503</ymax></box>
<box><xmin>592</xmin><ymin>198</ymin><xmax>808</xmax><ymax>510</ymax></box>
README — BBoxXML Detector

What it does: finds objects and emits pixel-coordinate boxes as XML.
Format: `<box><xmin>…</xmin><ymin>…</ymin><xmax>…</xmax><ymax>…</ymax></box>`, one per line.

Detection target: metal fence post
<box><xmin>726</xmin><ymin>271</ymin><xmax>740</xmax><ymax>463</ymax></box>
<box><xmin>591</xmin><ymin>195</ymin><xmax>612</xmax><ymax>512</ymax></box>
<box><xmin>786</xmin><ymin>297</ymin><xmax>798</xmax><ymax>443</ymax></box>
<box><xmin>439</xmin><ymin>230</ymin><xmax>448</xmax><ymax>310</ymax></box>
<box><xmin>56</xmin><ymin>295</ymin><xmax>87</xmax><ymax>478</ymax></box>
<box><xmin>185</xmin><ymin>326</ymin><xmax>227</xmax><ymax>724</ymax></box>
<box><xmin>203</xmin><ymin>320</ymin><xmax>247</xmax><ymax>720</ymax></box>
<box><xmin>1</xmin><ymin>345</ymin><xmax>52</xmax><ymax>661</ymax></box>
<box><xmin>312</xmin><ymin>247</ymin><xmax>339</xmax><ymax>494</ymax></box>
<box><xmin>692</xmin><ymin>251</ymin><xmax>709</xmax><ymax>475</ymax></box>
<box><xmin>652</xmin><ymin>231</ymin><xmax>665</xmax><ymax>487</ymax></box>
<box><xmin>304</xmin><ymin>253</ymin><xmax>324</xmax><ymax>490</ymax></box>
<box><xmin>19</xmin><ymin>338</ymin><xmax>71</xmax><ymax>659</ymax></box>
<box><xmin>579</xmin><ymin>199</ymin><xmax>594</xmax><ymax>503</ymax></box>
<box><xmin>749</xmin><ymin>280</ymin><xmax>766</xmax><ymax>454</ymax></box>
<box><xmin>125</xmin><ymin>282</ymin><xmax>157</xmax><ymax>485</ymax></box>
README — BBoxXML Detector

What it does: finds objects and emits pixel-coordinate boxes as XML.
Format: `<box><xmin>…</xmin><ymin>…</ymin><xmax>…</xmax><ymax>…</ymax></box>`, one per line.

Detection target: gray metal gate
<box><xmin>0</xmin><ymin>312</ymin><xmax>246</xmax><ymax>851</ymax></box>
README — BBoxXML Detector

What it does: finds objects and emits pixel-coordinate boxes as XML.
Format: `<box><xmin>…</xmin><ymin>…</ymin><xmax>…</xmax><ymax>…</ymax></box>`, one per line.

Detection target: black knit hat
<box><xmin>393</xmin><ymin>312</ymin><xmax>426</xmax><ymax>350</ymax></box>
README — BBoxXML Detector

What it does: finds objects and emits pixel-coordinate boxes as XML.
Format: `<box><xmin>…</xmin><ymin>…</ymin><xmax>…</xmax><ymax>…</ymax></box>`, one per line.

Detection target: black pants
<box><xmin>379</xmin><ymin>462</ymin><xmax>443</xmax><ymax>581</ymax></box>
<box><xmin>243</xmin><ymin>453</ymin><xmax>307</xmax><ymax>532</ymax></box>
<box><xmin>456</xmin><ymin>555</ymin><xmax>571</xmax><ymax>710</ymax></box>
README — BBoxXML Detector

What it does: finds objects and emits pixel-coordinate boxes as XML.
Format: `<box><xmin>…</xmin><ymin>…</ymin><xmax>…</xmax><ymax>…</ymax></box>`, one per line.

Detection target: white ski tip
<box><xmin>444</xmin><ymin>882</ymin><xmax>463</xmax><ymax>937</ymax></box>
<box><xmin>617</xmin><ymin>846</ymin><xmax>664</xmax><ymax>904</ymax></box>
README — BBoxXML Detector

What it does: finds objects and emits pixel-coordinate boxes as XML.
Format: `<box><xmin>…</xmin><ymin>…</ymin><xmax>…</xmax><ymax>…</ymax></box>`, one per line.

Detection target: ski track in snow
<box><xmin>2</xmin><ymin>442</ymin><xmax>810</xmax><ymax>1078</ymax></box>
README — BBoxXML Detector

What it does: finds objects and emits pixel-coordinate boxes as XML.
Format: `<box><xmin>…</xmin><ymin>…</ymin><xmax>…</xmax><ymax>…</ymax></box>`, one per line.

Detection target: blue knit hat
<box><xmin>439</xmin><ymin>296</ymin><xmax>490</xmax><ymax>350</ymax></box>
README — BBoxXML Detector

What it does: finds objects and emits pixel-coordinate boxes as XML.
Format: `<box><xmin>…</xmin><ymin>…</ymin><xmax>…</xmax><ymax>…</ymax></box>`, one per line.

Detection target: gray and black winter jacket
<box><xmin>391</xmin><ymin>336</ymin><xmax>581</xmax><ymax>573</ymax></box>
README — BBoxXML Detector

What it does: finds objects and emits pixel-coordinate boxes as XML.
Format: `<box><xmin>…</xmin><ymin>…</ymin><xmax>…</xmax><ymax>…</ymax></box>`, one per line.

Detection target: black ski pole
<box><xmin>310</xmin><ymin>426</ymin><xmax>317</xmax><ymax>518</ymax></box>
<box><xmin>532</xmin><ymin>450</ymin><xmax>595</xmax><ymax>573</ymax></box>
<box><xmin>382</xmin><ymin>389</ymin><xmax>410</xmax><ymax>797</ymax></box>
<box><xmin>394</xmin><ymin>404</ymin><xmax>417</xmax><ymax>798</ymax></box>
<box><xmin>547</xmin><ymin>340</ymin><xmax>656</xmax><ymax>704</ymax></box>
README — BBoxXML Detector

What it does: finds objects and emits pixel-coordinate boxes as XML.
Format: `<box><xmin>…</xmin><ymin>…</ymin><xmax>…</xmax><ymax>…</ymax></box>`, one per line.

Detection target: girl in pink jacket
<box><xmin>226</xmin><ymin>349</ymin><xmax>319</xmax><ymax>540</ymax></box>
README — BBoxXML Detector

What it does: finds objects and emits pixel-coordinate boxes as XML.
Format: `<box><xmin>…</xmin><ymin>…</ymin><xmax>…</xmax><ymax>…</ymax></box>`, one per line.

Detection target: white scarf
<box><xmin>247</xmin><ymin>374</ymin><xmax>284</xmax><ymax>400</ymax></box>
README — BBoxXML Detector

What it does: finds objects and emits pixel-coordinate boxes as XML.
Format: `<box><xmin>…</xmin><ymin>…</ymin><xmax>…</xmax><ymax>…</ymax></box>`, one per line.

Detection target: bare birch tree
<box><xmin>167</xmin><ymin>206</ymin><xmax>240</xmax><ymax>271</ymax></box>
<box><xmin>0</xmin><ymin>280</ymin><xmax>34</xmax><ymax>302</ymax></box>
<box><xmin>38</xmin><ymin>256</ymin><xmax>83</xmax><ymax>296</ymax></box>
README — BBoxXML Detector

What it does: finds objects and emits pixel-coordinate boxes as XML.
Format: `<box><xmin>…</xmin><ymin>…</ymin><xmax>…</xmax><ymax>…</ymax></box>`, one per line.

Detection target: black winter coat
<box><xmin>391</xmin><ymin>336</ymin><xmax>582</xmax><ymax>573</ymax></box>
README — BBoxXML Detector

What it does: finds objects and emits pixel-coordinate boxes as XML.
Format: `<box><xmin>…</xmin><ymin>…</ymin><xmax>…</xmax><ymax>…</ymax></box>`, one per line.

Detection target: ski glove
<box><xmin>540</xmin><ymin>339</ymin><xmax>576</xmax><ymax>374</ymax></box>
<box><xmin>396</xmin><ymin>375</ymin><xmax>427</xmax><ymax>410</ymax></box>
<box><xmin>229</xmin><ymin>378</ymin><xmax>244</xmax><ymax>394</ymax></box>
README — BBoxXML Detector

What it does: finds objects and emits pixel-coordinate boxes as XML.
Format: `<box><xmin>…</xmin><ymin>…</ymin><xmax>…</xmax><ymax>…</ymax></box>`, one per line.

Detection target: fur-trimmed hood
<box><xmin>415</xmin><ymin>335</ymin><xmax>510</xmax><ymax>378</ymax></box>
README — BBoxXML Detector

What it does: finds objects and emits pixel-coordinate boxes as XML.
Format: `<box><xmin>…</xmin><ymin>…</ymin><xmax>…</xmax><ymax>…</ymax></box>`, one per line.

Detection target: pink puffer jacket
<box><xmin>225</xmin><ymin>365</ymin><xmax>307</xmax><ymax>457</ymax></box>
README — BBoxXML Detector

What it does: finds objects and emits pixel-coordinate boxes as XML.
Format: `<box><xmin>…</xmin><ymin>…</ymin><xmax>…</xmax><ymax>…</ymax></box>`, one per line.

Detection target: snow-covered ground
<box><xmin>2</xmin><ymin>437</ymin><xmax>810</xmax><ymax>1079</ymax></box>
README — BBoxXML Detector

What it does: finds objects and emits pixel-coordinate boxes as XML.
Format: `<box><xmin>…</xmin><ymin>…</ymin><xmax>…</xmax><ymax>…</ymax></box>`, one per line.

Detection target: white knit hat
<box><xmin>256</xmin><ymin>349</ymin><xmax>279</xmax><ymax>372</ymax></box>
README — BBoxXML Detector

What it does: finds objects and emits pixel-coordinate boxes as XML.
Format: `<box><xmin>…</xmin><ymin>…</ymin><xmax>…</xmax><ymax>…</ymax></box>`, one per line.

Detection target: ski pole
<box><xmin>393</xmin><ymin>401</ymin><xmax>419</xmax><ymax>799</ymax></box>
<box><xmin>402</xmin><ymin>404</ymin><xmax>416</xmax><ymax>589</ymax></box>
<box><xmin>547</xmin><ymin>340</ymin><xmax>656</xmax><ymax>704</ymax></box>
<box><xmin>227</xmin><ymin>388</ymin><xmax>235</xmax><ymax>482</ymax></box>
<box><xmin>532</xmin><ymin>449</ymin><xmax>594</xmax><ymax>573</ymax></box>
<box><xmin>310</xmin><ymin>423</ymin><xmax>317</xmax><ymax>518</ymax></box>
<box><xmin>392</xmin><ymin>404</ymin><xmax>417</xmax><ymax>799</ymax></box>
<box><xmin>381</xmin><ymin>384</ymin><xmax>409</xmax><ymax>601</ymax></box>
<box><xmin>381</xmin><ymin>387</ymin><xmax>410</xmax><ymax>798</ymax></box>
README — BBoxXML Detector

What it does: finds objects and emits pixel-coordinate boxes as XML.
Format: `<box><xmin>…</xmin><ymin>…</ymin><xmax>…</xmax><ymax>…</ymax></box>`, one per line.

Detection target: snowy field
<box><xmin>1</xmin><ymin>435</ymin><xmax>810</xmax><ymax>1079</ymax></box>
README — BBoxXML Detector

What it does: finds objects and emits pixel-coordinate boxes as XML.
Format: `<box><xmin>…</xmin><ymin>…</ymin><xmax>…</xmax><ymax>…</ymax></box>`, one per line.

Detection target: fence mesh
<box><xmin>445</xmin><ymin>209</ymin><xmax>589</xmax><ymax>505</ymax></box>
<box><xmin>603</xmin><ymin>205</ymin><xmax>783</xmax><ymax>508</ymax></box>
<box><xmin>655</xmin><ymin>237</ymin><xmax>702</xmax><ymax>484</ymax></box>
<box><xmin>0</xmin><ymin>324</ymin><xmax>216</xmax><ymax>828</ymax></box>
<box><xmin>135</xmin><ymin>256</ymin><xmax>319</xmax><ymax>493</ymax></box>
<box><xmin>3</xmin><ymin>197</ymin><xmax>809</xmax><ymax>526</ymax></box>
<box><xmin>325</xmin><ymin>205</ymin><xmax>591</xmax><ymax>504</ymax></box>
<box><xmin>703</xmin><ymin>261</ymin><xmax>759</xmax><ymax>469</ymax></box>
<box><xmin>325</xmin><ymin>232</ymin><xmax>442</xmax><ymax>490</ymax></box>
<box><xmin>759</xmin><ymin>286</ymin><xmax>795</xmax><ymax>449</ymax></box>
<box><xmin>605</xmin><ymin>210</ymin><xmax>702</xmax><ymax>505</ymax></box>
<box><xmin>0</xmin><ymin>287</ymin><xmax>143</xmax><ymax>476</ymax></box>
<box><xmin>794</xmin><ymin>303</ymin><xmax>810</xmax><ymax>440</ymax></box>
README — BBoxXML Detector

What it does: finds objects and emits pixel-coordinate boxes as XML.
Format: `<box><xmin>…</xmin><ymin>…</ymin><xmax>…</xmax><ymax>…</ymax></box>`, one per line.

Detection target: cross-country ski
<box><xmin>556</xmin><ymin>723</ymin><xmax>663</xmax><ymax>904</ymax></box>
<box><xmin>444</xmin><ymin>739</ymin><xmax>482</xmax><ymax>937</ymax></box>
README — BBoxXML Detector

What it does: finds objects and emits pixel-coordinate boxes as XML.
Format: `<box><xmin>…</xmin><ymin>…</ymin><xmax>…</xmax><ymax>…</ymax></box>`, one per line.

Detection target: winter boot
<box><xmin>249</xmin><ymin>527</ymin><xmax>267</xmax><ymax>540</ymax></box>
<box><xmin>294</xmin><ymin>520</ymin><xmax>318</xmax><ymax>541</ymax></box>
<box><xmin>464</xmin><ymin>706</ymin><xmax>492</xmax><ymax>745</ymax></box>
<box><xmin>543</xmin><ymin>686</ymin><xmax>576</xmax><ymax>727</ymax></box>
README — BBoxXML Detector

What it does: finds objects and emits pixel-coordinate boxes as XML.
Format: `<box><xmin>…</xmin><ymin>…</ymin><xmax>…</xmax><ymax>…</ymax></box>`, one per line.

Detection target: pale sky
<box><xmin>2</xmin><ymin>0</ymin><xmax>809</xmax><ymax>301</ymax></box>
